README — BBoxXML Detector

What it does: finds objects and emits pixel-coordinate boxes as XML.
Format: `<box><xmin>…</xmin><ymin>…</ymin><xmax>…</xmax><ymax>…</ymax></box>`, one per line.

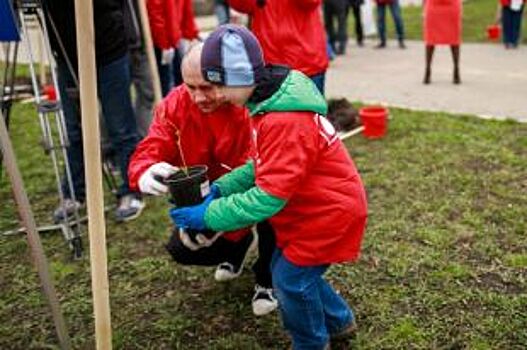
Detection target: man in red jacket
<box><xmin>128</xmin><ymin>44</ymin><xmax>278</xmax><ymax>316</ymax></box>
<box><xmin>147</xmin><ymin>0</ymin><xmax>200</xmax><ymax>95</ymax></box>
<box><xmin>228</xmin><ymin>0</ymin><xmax>329</xmax><ymax>94</ymax></box>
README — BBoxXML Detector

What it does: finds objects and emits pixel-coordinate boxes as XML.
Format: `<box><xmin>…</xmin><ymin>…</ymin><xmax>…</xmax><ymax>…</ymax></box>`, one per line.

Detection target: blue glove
<box><xmin>169</xmin><ymin>195</ymin><xmax>213</xmax><ymax>231</ymax></box>
<box><xmin>209</xmin><ymin>183</ymin><xmax>221</xmax><ymax>199</ymax></box>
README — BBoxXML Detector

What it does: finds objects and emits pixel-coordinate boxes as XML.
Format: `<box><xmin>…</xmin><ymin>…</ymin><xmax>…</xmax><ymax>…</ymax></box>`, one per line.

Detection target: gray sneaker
<box><xmin>53</xmin><ymin>198</ymin><xmax>84</xmax><ymax>223</ymax></box>
<box><xmin>115</xmin><ymin>194</ymin><xmax>145</xmax><ymax>222</ymax></box>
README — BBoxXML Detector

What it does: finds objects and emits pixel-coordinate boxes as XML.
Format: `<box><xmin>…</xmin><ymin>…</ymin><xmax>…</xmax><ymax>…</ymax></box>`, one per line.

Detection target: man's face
<box><xmin>182</xmin><ymin>63</ymin><xmax>226</xmax><ymax>113</ymax></box>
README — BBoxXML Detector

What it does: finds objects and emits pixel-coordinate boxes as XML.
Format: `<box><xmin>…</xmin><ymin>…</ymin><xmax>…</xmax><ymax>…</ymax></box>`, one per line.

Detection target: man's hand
<box><xmin>161</xmin><ymin>48</ymin><xmax>175</xmax><ymax>65</ymax></box>
<box><xmin>179</xmin><ymin>228</ymin><xmax>223</xmax><ymax>251</ymax></box>
<box><xmin>138</xmin><ymin>162</ymin><xmax>179</xmax><ymax>195</ymax></box>
<box><xmin>169</xmin><ymin>195</ymin><xmax>214</xmax><ymax>231</ymax></box>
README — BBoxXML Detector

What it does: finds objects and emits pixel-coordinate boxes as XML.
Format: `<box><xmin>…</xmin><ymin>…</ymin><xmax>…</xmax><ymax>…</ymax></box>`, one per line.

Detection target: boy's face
<box><xmin>218</xmin><ymin>85</ymin><xmax>255</xmax><ymax>107</ymax></box>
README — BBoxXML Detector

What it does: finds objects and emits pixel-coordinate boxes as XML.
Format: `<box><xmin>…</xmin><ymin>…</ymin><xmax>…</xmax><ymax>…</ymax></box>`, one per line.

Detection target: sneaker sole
<box><xmin>214</xmin><ymin>228</ymin><xmax>258</xmax><ymax>282</ymax></box>
<box><xmin>115</xmin><ymin>203</ymin><xmax>145</xmax><ymax>223</ymax></box>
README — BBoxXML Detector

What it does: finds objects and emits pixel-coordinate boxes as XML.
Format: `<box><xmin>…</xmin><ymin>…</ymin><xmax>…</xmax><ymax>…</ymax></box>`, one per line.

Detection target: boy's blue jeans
<box><xmin>271</xmin><ymin>249</ymin><xmax>354</xmax><ymax>350</ymax></box>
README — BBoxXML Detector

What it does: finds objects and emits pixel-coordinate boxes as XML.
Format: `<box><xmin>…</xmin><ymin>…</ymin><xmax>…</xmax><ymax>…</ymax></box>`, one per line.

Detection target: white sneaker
<box><xmin>115</xmin><ymin>194</ymin><xmax>145</xmax><ymax>222</ymax></box>
<box><xmin>214</xmin><ymin>232</ymin><xmax>257</xmax><ymax>282</ymax></box>
<box><xmin>53</xmin><ymin>198</ymin><xmax>84</xmax><ymax>223</ymax></box>
<box><xmin>252</xmin><ymin>284</ymin><xmax>278</xmax><ymax>316</ymax></box>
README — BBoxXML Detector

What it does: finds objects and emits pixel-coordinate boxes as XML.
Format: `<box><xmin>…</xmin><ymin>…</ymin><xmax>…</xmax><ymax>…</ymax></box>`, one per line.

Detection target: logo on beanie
<box><xmin>206</xmin><ymin>70</ymin><xmax>223</xmax><ymax>83</ymax></box>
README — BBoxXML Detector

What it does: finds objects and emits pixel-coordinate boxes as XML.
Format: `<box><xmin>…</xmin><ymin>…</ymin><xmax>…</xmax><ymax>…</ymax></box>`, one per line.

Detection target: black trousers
<box><xmin>324</xmin><ymin>0</ymin><xmax>349</xmax><ymax>54</ymax></box>
<box><xmin>350</xmin><ymin>4</ymin><xmax>364</xmax><ymax>44</ymax></box>
<box><xmin>165</xmin><ymin>221</ymin><xmax>275</xmax><ymax>288</ymax></box>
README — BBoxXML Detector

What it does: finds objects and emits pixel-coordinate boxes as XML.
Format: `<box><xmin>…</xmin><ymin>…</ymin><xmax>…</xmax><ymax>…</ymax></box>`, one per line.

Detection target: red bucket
<box><xmin>359</xmin><ymin>106</ymin><xmax>388</xmax><ymax>138</ymax></box>
<box><xmin>487</xmin><ymin>24</ymin><xmax>501</xmax><ymax>41</ymax></box>
<box><xmin>43</xmin><ymin>84</ymin><xmax>57</xmax><ymax>101</ymax></box>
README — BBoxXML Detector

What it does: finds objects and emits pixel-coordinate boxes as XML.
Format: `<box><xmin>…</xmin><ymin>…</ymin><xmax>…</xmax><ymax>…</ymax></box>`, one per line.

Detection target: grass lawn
<box><xmin>1</xmin><ymin>103</ymin><xmax>527</xmax><ymax>349</ymax></box>
<box><xmin>352</xmin><ymin>0</ymin><xmax>527</xmax><ymax>44</ymax></box>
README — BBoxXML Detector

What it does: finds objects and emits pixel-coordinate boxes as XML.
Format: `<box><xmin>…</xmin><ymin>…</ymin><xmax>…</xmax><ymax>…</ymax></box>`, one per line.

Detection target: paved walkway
<box><xmin>326</xmin><ymin>40</ymin><xmax>527</xmax><ymax>122</ymax></box>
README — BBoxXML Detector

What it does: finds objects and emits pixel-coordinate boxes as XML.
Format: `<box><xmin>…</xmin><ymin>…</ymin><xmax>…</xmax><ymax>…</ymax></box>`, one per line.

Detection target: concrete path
<box><xmin>326</xmin><ymin>40</ymin><xmax>527</xmax><ymax>122</ymax></box>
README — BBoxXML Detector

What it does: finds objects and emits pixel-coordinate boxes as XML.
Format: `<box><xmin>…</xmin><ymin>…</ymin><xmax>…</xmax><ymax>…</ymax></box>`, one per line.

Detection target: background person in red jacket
<box><xmin>423</xmin><ymin>0</ymin><xmax>462</xmax><ymax>84</ymax></box>
<box><xmin>227</xmin><ymin>0</ymin><xmax>329</xmax><ymax>95</ymax></box>
<box><xmin>170</xmin><ymin>25</ymin><xmax>368</xmax><ymax>349</ymax></box>
<box><xmin>128</xmin><ymin>44</ymin><xmax>278</xmax><ymax>316</ymax></box>
<box><xmin>147</xmin><ymin>0</ymin><xmax>200</xmax><ymax>96</ymax></box>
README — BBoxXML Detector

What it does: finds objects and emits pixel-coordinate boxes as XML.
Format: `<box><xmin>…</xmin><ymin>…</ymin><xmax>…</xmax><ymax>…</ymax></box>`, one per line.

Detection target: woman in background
<box><xmin>423</xmin><ymin>0</ymin><xmax>462</xmax><ymax>84</ymax></box>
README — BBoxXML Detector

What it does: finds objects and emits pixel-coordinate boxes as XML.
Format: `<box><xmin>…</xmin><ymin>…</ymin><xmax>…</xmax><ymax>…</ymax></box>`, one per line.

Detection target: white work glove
<box><xmin>161</xmin><ymin>48</ymin><xmax>175</xmax><ymax>65</ymax></box>
<box><xmin>179</xmin><ymin>228</ymin><xmax>223</xmax><ymax>251</ymax></box>
<box><xmin>138</xmin><ymin>162</ymin><xmax>179</xmax><ymax>195</ymax></box>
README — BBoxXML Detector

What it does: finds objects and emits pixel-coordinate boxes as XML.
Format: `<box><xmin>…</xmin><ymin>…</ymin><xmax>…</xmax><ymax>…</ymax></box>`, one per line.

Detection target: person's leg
<box><xmin>251</xmin><ymin>221</ymin><xmax>278</xmax><ymax>316</ymax></box>
<box><xmin>451</xmin><ymin>45</ymin><xmax>461</xmax><ymax>84</ymax></box>
<box><xmin>352</xmin><ymin>4</ymin><xmax>364</xmax><ymax>46</ymax></box>
<box><xmin>424</xmin><ymin>45</ymin><xmax>435</xmax><ymax>84</ymax></box>
<box><xmin>390</xmin><ymin>0</ymin><xmax>405</xmax><ymax>47</ymax></box>
<box><xmin>511</xmin><ymin>7</ymin><xmax>524</xmax><ymax>47</ymax></box>
<box><xmin>376</xmin><ymin>4</ymin><xmax>387</xmax><ymax>47</ymax></box>
<box><xmin>130</xmin><ymin>49</ymin><xmax>155</xmax><ymax>137</ymax></box>
<box><xmin>335</xmin><ymin>2</ymin><xmax>349</xmax><ymax>54</ymax></box>
<box><xmin>317</xmin><ymin>276</ymin><xmax>355</xmax><ymax>336</ymax></box>
<box><xmin>154</xmin><ymin>46</ymin><xmax>173</xmax><ymax>96</ymax></box>
<box><xmin>56</xmin><ymin>61</ymin><xmax>85</xmax><ymax>202</ymax></box>
<box><xmin>97</xmin><ymin>54</ymin><xmax>140</xmax><ymax>199</ymax></box>
<box><xmin>272</xmin><ymin>249</ymin><xmax>330</xmax><ymax>350</ymax></box>
<box><xmin>166</xmin><ymin>228</ymin><xmax>252</xmax><ymax>266</ymax></box>
<box><xmin>502</xmin><ymin>6</ymin><xmax>513</xmax><ymax>47</ymax></box>
<box><xmin>214</xmin><ymin>3</ymin><xmax>230</xmax><ymax>25</ymax></box>
<box><xmin>323</xmin><ymin>2</ymin><xmax>337</xmax><ymax>53</ymax></box>
<box><xmin>252</xmin><ymin>221</ymin><xmax>275</xmax><ymax>288</ymax></box>
<box><xmin>172</xmin><ymin>48</ymin><xmax>184</xmax><ymax>88</ymax></box>
<box><xmin>309</xmin><ymin>72</ymin><xmax>326</xmax><ymax>96</ymax></box>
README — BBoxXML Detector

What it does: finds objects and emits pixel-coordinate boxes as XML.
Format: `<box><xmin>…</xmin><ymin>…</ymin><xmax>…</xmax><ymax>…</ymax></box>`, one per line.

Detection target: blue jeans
<box><xmin>271</xmin><ymin>249</ymin><xmax>354</xmax><ymax>350</ymax></box>
<box><xmin>57</xmin><ymin>54</ymin><xmax>140</xmax><ymax>200</ymax></box>
<box><xmin>309</xmin><ymin>73</ymin><xmax>326</xmax><ymax>96</ymax></box>
<box><xmin>502</xmin><ymin>6</ymin><xmax>524</xmax><ymax>46</ymax></box>
<box><xmin>377</xmin><ymin>0</ymin><xmax>405</xmax><ymax>43</ymax></box>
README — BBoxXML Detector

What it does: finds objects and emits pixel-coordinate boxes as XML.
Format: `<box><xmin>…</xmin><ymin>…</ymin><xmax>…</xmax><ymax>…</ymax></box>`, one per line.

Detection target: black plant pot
<box><xmin>165</xmin><ymin>165</ymin><xmax>210</xmax><ymax>207</ymax></box>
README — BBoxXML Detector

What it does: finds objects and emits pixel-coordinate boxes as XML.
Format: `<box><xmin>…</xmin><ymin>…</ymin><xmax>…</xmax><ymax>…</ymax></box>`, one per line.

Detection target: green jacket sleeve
<box><xmin>204</xmin><ymin>186</ymin><xmax>286</xmax><ymax>232</ymax></box>
<box><xmin>214</xmin><ymin>161</ymin><xmax>255</xmax><ymax>197</ymax></box>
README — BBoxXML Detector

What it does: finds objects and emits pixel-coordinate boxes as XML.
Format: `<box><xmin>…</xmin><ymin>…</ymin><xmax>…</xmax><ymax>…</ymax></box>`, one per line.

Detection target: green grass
<box><xmin>353</xmin><ymin>0</ymin><xmax>527</xmax><ymax>44</ymax></box>
<box><xmin>1</xmin><ymin>103</ymin><xmax>527</xmax><ymax>349</ymax></box>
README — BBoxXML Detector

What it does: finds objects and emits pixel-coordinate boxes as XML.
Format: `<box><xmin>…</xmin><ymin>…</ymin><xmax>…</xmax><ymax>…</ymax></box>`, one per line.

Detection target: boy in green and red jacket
<box><xmin>170</xmin><ymin>25</ymin><xmax>367</xmax><ymax>349</ymax></box>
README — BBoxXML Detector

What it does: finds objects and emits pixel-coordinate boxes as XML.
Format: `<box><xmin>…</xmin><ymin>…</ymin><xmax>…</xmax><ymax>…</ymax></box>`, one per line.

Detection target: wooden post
<box><xmin>137</xmin><ymin>0</ymin><xmax>162</xmax><ymax>103</ymax></box>
<box><xmin>0</xmin><ymin>111</ymin><xmax>71</xmax><ymax>350</ymax></box>
<box><xmin>73</xmin><ymin>1</ymin><xmax>112</xmax><ymax>349</ymax></box>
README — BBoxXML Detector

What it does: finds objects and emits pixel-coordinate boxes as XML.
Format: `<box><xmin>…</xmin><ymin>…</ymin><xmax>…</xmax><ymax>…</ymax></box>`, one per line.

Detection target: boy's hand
<box><xmin>138</xmin><ymin>162</ymin><xmax>179</xmax><ymax>195</ymax></box>
<box><xmin>169</xmin><ymin>195</ymin><xmax>214</xmax><ymax>231</ymax></box>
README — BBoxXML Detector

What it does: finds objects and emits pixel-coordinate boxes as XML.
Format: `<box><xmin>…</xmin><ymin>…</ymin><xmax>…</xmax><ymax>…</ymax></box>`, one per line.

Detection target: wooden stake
<box><xmin>137</xmin><ymin>0</ymin><xmax>162</xmax><ymax>103</ymax></box>
<box><xmin>73</xmin><ymin>1</ymin><xmax>112</xmax><ymax>349</ymax></box>
<box><xmin>0</xmin><ymin>111</ymin><xmax>71</xmax><ymax>350</ymax></box>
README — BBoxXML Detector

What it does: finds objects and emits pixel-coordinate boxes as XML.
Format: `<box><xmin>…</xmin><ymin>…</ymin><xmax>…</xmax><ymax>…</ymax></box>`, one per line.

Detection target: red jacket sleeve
<box><xmin>147</xmin><ymin>0</ymin><xmax>170</xmax><ymax>48</ymax></box>
<box><xmin>128</xmin><ymin>100</ymin><xmax>181</xmax><ymax>191</ymax></box>
<box><xmin>227</xmin><ymin>0</ymin><xmax>257</xmax><ymax>14</ymax></box>
<box><xmin>181</xmin><ymin>0</ymin><xmax>199</xmax><ymax>40</ymax></box>
<box><xmin>255</xmin><ymin>113</ymin><xmax>318</xmax><ymax>200</ymax></box>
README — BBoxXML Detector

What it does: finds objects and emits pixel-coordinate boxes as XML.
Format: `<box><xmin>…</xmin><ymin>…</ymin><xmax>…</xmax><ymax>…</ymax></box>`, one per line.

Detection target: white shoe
<box><xmin>214</xmin><ymin>231</ymin><xmax>257</xmax><ymax>282</ymax></box>
<box><xmin>115</xmin><ymin>194</ymin><xmax>145</xmax><ymax>222</ymax></box>
<box><xmin>252</xmin><ymin>284</ymin><xmax>278</xmax><ymax>316</ymax></box>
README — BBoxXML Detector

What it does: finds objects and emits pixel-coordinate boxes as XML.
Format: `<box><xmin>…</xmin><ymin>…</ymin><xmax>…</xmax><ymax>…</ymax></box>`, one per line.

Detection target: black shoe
<box><xmin>399</xmin><ymin>40</ymin><xmax>406</xmax><ymax>49</ymax></box>
<box><xmin>375</xmin><ymin>42</ymin><xmax>386</xmax><ymax>49</ymax></box>
<box><xmin>214</xmin><ymin>232</ymin><xmax>256</xmax><ymax>281</ymax></box>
